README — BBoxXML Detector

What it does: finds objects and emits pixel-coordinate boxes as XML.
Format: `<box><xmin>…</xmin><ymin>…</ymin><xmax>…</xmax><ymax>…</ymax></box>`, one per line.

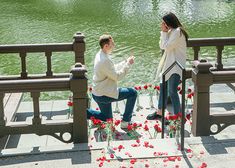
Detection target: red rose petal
<box><xmin>110</xmin><ymin>153</ymin><xmax>114</xmax><ymax>158</ymax></box>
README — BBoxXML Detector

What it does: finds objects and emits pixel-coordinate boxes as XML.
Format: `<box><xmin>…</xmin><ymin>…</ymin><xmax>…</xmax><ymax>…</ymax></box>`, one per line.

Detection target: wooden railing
<box><xmin>187</xmin><ymin>37</ymin><xmax>235</xmax><ymax>70</ymax></box>
<box><xmin>191</xmin><ymin>60</ymin><xmax>235</xmax><ymax>136</ymax></box>
<box><xmin>0</xmin><ymin>33</ymin><xmax>88</xmax><ymax>143</ymax></box>
<box><xmin>0</xmin><ymin>63</ymin><xmax>88</xmax><ymax>143</ymax></box>
<box><xmin>186</xmin><ymin>37</ymin><xmax>235</xmax><ymax>136</ymax></box>
<box><xmin>0</xmin><ymin>32</ymin><xmax>85</xmax><ymax>80</ymax></box>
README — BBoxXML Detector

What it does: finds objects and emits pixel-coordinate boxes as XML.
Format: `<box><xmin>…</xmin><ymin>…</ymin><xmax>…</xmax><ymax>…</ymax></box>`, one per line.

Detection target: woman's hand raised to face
<box><xmin>161</xmin><ymin>22</ymin><xmax>169</xmax><ymax>32</ymax></box>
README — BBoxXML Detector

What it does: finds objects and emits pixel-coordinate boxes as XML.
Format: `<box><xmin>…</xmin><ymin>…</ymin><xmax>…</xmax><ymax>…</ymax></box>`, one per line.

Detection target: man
<box><xmin>89</xmin><ymin>34</ymin><xmax>138</xmax><ymax>129</ymax></box>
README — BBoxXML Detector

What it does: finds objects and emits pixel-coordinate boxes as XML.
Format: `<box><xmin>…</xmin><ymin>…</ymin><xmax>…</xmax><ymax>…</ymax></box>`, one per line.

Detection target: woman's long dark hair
<box><xmin>163</xmin><ymin>12</ymin><xmax>189</xmax><ymax>42</ymax></box>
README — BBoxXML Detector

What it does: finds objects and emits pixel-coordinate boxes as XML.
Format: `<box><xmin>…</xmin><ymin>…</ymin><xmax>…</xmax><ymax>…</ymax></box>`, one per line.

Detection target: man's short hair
<box><xmin>99</xmin><ymin>34</ymin><xmax>112</xmax><ymax>48</ymax></box>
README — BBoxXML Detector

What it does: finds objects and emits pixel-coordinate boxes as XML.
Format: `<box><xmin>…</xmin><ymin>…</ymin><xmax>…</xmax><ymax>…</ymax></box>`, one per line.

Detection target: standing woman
<box><xmin>147</xmin><ymin>12</ymin><xmax>188</xmax><ymax>120</ymax></box>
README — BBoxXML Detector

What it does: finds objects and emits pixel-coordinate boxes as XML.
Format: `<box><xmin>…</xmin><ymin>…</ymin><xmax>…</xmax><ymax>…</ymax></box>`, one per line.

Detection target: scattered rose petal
<box><xmin>168</xmin><ymin>156</ymin><xmax>177</xmax><ymax>162</ymax></box>
<box><xmin>188</xmin><ymin>154</ymin><xmax>193</xmax><ymax>158</ymax></box>
<box><xmin>201</xmin><ymin>162</ymin><xmax>207</xmax><ymax>167</ymax></box>
<box><xmin>177</xmin><ymin>156</ymin><xmax>181</xmax><ymax>161</ymax></box>
<box><xmin>145</xmin><ymin>163</ymin><xmax>150</xmax><ymax>167</ymax></box>
<box><xmin>175</xmin><ymin>164</ymin><xmax>180</xmax><ymax>168</ymax></box>
<box><xmin>98</xmin><ymin>162</ymin><xmax>103</xmax><ymax>167</ymax></box>
<box><xmin>186</xmin><ymin>148</ymin><xmax>192</xmax><ymax>153</ymax></box>
<box><xmin>110</xmin><ymin>153</ymin><xmax>114</xmax><ymax>158</ymax></box>
<box><xmin>130</xmin><ymin>159</ymin><xmax>137</xmax><ymax>164</ymax></box>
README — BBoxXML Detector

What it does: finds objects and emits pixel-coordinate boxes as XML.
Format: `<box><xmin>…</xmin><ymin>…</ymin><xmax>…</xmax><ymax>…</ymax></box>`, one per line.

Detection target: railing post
<box><xmin>0</xmin><ymin>93</ymin><xmax>6</xmax><ymax>126</ymax></box>
<box><xmin>20</xmin><ymin>52</ymin><xmax>28</xmax><ymax>78</ymax></box>
<box><xmin>45</xmin><ymin>51</ymin><xmax>53</xmax><ymax>76</ymax></box>
<box><xmin>73</xmin><ymin>32</ymin><xmax>85</xmax><ymax>65</ymax></box>
<box><xmin>191</xmin><ymin>60</ymin><xmax>213</xmax><ymax>136</ymax></box>
<box><xmin>70</xmin><ymin>63</ymin><xmax>88</xmax><ymax>143</ymax></box>
<box><xmin>192</xmin><ymin>46</ymin><xmax>200</xmax><ymax>60</ymax></box>
<box><xmin>31</xmin><ymin>92</ymin><xmax>41</xmax><ymax>125</ymax></box>
<box><xmin>215</xmin><ymin>46</ymin><xmax>224</xmax><ymax>70</ymax></box>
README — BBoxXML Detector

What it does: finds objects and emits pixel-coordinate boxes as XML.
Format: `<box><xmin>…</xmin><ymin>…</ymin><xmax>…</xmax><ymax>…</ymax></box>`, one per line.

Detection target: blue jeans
<box><xmin>88</xmin><ymin>87</ymin><xmax>137</xmax><ymax>122</ymax></box>
<box><xmin>158</xmin><ymin>73</ymin><xmax>181</xmax><ymax>115</ymax></box>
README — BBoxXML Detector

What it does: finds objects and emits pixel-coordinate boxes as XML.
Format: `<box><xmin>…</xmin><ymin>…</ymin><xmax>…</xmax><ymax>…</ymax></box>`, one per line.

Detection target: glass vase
<box><xmin>113</xmin><ymin>102</ymin><xmax>120</xmax><ymax>113</ymax></box>
<box><xmin>136</xmin><ymin>93</ymin><xmax>143</xmax><ymax>112</ymax></box>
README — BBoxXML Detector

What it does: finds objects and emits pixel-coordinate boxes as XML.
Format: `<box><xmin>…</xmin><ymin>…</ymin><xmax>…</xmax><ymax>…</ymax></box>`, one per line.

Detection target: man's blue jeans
<box><xmin>158</xmin><ymin>73</ymin><xmax>181</xmax><ymax>115</ymax></box>
<box><xmin>88</xmin><ymin>87</ymin><xmax>137</xmax><ymax>122</ymax></box>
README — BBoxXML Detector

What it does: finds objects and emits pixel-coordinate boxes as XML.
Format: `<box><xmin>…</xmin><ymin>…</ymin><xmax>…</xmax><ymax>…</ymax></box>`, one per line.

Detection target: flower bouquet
<box><xmin>153</xmin><ymin>123</ymin><xmax>162</xmax><ymax>138</ymax></box>
<box><xmin>126</xmin><ymin>122</ymin><xmax>142</xmax><ymax>139</ymax></box>
<box><xmin>165</xmin><ymin>112</ymin><xmax>182</xmax><ymax>138</ymax></box>
<box><xmin>90</xmin><ymin>117</ymin><xmax>107</xmax><ymax>142</ymax></box>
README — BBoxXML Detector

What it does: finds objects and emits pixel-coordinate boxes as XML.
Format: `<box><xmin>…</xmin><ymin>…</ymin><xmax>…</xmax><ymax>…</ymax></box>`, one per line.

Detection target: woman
<box><xmin>147</xmin><ymin>12</ymin><xmax>188</xmax><ymax>120</ymax></box>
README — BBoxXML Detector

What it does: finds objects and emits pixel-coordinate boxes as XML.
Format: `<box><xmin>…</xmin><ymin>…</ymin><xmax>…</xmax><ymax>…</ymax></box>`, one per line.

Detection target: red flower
<box><xmin>154</xmin><ymin>85</ymin><xmax>160</xmax><ymax>90</ymax></box>
<box><xmin>134</xmin><ymin>86</ymin><xmax>139</xmax><ymax>90</ymax></box>
<box><xmin>177</xmin><ymin>112</ymin><xmax>182</xmax><ymax>118</ymax></box>
<box><xmin>106</xmin><ymin>118</ymin><xmax>113</xmax><ymax>124</ymax></box>
<box><xmin>89</xmin><ymin>87</ymin><xmax>92</xmax><ymax>92</ymax></box>
<box><xmin>187</xmin><ymin>88</ymin><xmax>192</xmax><ymax>93</ymax></box>
<box><xmin>138</xmin><ymin>86</ymin><xmax>142</xmax><ymax>90</ymax></box>
<box><xmin>154</xmin><ymin>124</ymin><xmax>162</xmax><ymax>132</ymax></box>
<box><xmin>177</xmin><ymin>86</ymin><xmax>181</xmax><ymax>91</ymax></box>
<box><xmin>114</xmin><ymin>119</ymin><xmax>121</xmax><ymax>126</ymax></box>
<box><xmin>186</xmin><ymin>114</ymin><xmax>191</xmax><ymax>120</ymax></box>
<box><xmin>143</xmin><ymin>84</ymin><xmax>148</xmax><ymax>90</ymax></box>
<box><xmin>144</xmin><ymin>125</ymin><xmax>149</xmax><ymax>131</ymax></box>
<box><xmin>67</xmin><ymin>101</ymin><xmax>73</xmax><ymax>106</ymax></box>
<box><xmin>127</xmin><ymin>124</ymin><xmax>133</xmax><ymax>131</ymax></box>
<box><xmin>179</xmin><ymin>90</ymin><xmax>182</xmax><ymax>94</ymax></box>
<box><xmin>165</xmin><ymin>114</ymin><xmax>178</xmax><ymax>120</ymax></box>
<box><xmin>187</xmin><ymin>93</ymin><xmax>192</xmax><ymax>99</ymax></box>
<box><xmin>100</xmin><ymin>123</ymin><xmax>106</xmax><ymax>129</ymax></box>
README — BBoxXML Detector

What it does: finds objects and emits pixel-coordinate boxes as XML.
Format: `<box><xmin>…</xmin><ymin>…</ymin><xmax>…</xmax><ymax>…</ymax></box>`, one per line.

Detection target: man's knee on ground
<box><xmin>130</xmin><ymin>88</ymin><xmax>137</xmax><ymax>97</ymax></box>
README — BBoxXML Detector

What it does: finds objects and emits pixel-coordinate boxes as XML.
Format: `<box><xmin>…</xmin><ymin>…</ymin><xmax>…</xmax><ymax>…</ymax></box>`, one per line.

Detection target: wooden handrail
<box><xmin>0</xmin><ymin>43</ymin><xmax>73</xmax><ymax>53</ymax></box>
<box><xmin>187</xmin><ymin>37</ymin><xmax>235</xmax><ymax>47</ymax></box>
<box><xmin>0</xmin><ymin>78</ymin><xmax>70</xmax><ymax>92</ymax></box>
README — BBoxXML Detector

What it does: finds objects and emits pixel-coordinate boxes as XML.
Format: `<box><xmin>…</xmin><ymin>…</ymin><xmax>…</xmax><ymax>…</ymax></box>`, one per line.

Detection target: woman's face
<box><xmin>161</xmin><ymin>20</ymin><xmax>169</xmax><ymax>32</ymax></box>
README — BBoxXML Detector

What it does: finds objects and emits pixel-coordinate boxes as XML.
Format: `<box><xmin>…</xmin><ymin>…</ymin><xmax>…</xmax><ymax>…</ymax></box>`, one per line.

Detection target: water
<box><xmin>0</xmin><ymin>0</ymin><xmax>235</xmax><ymax>99</ymax></box>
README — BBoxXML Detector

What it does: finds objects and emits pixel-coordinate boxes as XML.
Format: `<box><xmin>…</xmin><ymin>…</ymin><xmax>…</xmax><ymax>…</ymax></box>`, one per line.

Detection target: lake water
<box><xmin>0</xmin><ymin>0</ymin><xmax>235</xmax><ymax>99</ymax></box>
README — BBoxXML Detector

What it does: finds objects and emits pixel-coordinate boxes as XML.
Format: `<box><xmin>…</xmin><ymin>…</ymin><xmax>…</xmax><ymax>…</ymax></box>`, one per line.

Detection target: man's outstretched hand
<box><xmin>127</xmin><ymin>56</ymin><xmax>135</xmax><ymax>65</ymax></box>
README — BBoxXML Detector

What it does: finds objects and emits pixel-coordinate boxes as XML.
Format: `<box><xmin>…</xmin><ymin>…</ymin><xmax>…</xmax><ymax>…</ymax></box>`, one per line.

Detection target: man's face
<box><xmin>106</xmin><ymin>38</ymin><xmax>115</xmax><ymax>54</ymax></box>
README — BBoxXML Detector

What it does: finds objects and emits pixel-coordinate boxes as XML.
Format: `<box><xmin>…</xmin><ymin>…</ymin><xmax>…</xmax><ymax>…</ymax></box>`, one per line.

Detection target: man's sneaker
<box><xmin>120</xmin><ymin>120</ymin><xmax>141</xmax><ymax>129</ymax></box>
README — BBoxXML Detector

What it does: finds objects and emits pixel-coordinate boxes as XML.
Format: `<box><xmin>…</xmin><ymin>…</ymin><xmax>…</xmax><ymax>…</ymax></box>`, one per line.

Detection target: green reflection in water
<box><xmin>0</xmin><ymin>0</ymin><xmax>235</xmax><ymax>100</ymax></box>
